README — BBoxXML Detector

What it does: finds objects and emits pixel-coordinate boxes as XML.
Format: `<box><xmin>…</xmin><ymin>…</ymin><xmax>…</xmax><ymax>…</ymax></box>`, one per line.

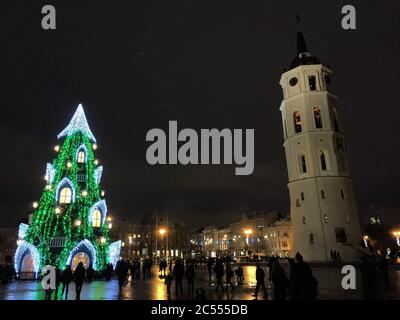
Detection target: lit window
<box><xmin>59</xmin><ymin>187</ymin><xmax>72</xmax><ymax>204</ymax></box>
<box><xmin>324</xmin><ymin>214</ymin><xmax>328</xmax><ymax>223</ymax></box>
<box><xmin>77</xmin><ymin>151</ymin><xmax>86</xmax><ymax>163</ymax></box>
<box><xmin>313</xmin><ymin>107</ymin><xmax>323</xmax><ymax>129</ymax></box>
<box><xmin>92</xmin><ymin>209</ymin><xmax>102</xmax><ymax>228</ymax></box>
<box><xmin>293</xmin><ymin>111</ymin><xmax>302</xmax><ymax>133</ymax></box>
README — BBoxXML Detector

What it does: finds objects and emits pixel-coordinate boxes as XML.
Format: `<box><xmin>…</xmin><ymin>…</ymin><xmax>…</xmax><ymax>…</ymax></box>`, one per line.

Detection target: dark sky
<box><xmin>1</xmin><ymin>0</ymin><xmax>400</xmax><ymax>228</ymax></box>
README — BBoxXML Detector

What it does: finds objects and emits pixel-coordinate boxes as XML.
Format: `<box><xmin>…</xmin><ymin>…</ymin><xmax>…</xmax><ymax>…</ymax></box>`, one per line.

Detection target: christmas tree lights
<box><xmin>14</xmin><ymin>104</ymin><xmax>116</xmax><ymax>274</ymax></box>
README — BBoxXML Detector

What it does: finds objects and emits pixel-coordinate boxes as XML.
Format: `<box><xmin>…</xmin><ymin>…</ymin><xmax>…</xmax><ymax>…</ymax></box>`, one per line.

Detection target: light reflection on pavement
<box><xmin>1</xmin><ymin>264</ymin><xmax>399</xmax><ymax>300</ymax></box>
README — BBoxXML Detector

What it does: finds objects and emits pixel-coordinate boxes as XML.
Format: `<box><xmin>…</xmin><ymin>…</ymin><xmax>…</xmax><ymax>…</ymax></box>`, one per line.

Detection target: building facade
<box><xmin>202</xmin><ymin>211</ymin><xmax>292</xmax><ymax>258</ymax></box>
<box><xmin>279</xmin><ymin>32</ymin><xmax>362</xmax><ymax>262</ymax></box>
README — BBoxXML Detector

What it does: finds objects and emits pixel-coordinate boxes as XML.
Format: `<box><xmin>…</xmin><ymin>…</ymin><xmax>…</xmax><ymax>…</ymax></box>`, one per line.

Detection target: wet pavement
<box><xmin>1</xmin><ymin>264</ymin><xmax>399</xmax><ymax>300</ymax></box>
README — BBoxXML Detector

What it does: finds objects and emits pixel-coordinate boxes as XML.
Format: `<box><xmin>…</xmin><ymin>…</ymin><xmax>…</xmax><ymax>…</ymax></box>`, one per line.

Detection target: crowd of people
<box><xmin>2</xmin><ymin>249</ymin><xmax>395</xmax><ymax>300</ymax></box>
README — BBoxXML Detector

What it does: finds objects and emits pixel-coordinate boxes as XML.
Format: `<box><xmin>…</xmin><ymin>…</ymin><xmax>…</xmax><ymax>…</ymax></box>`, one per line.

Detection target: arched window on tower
<box><xmin>293</xmin><ymin>111</ymin><xmax>302</xmax><ymax>133</ymax></box>
<box><xmin>77</xmin><ymin>151</ymin><xmax>86</xmax><ymax>164</ymax></box>
<box><xmin>92</xmin><ymin>209</ymin><xmax>102</xmax><ymax>228</ymax></box>
<box><xmin>298</xmin><ymin>153</ymin><xmax>307</xmax><ymax>174</ymax></box>
<box><xmin>59</xmin><ymin>187</ymin><xmax>72</xmax><ymax>204</ymax></box>
<box><xmin>313</xmin><ymin>107</ymin><xmax>323</xmax><ymax>129</ymax></box>
<box><xmin>320</xmin><ymin>151</ymin><xmax>328</xmax><ymax>171</ymax></box>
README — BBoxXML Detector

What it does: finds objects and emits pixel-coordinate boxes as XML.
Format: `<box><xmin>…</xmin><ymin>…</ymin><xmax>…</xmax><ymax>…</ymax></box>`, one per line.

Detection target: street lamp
<box><xmin>363</xmin><ymin>235</ymin><xmax>369</xmax><ymax>248</ymax></box>
<box><xmin>159</xmin><ymin>228</ymin><xmax>167</xmax><ymax>258</ymax></box>
<box><xmin>243</xmin><ymin>228</ymin><xmax>253</xmax><ymax>255</ymax></box>
<box><xmin>393</xmin><ymin>231</ymin><xmax>400</xmax><ymax>247</ymax></box>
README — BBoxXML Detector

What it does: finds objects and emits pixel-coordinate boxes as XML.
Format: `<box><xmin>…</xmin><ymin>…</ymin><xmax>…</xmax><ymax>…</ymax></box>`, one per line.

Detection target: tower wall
<box><xmin>280</xmin><ymin>60</ymin><xmax>362</xmax><ymax>262</ymax></box>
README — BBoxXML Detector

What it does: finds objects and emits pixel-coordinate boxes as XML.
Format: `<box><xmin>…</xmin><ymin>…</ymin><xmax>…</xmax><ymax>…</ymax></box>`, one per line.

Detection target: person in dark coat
<box><xmin>207</xmin><ymin>258</ymin><xmax>213</xmax><ymax>282</ymax></box>
<box><xmin>116</xmin><ymin>259</ymin><xmax>129</xmax><ymax>292</ymax></box>
<box><xmin>61</xmin><ymin>265</ymin><xmax>73</xmax><ymax>299</ymax></box>
<box><xmin>214</xmin><ymin>260</ymin><xmax>224</xmax><ymax>292</ymax></box>
<box><xmin>74</xmin><ymin>262</ymin><xmax>86</xmax><ymax>300</ymax></box>
<box><xmin>360</xmin><ymin>255</ymin><xmax>378</xmax><ymax>300</ymax></box>
<box><xmin>253</xmin><ymin>264</ymin><xmax>268</xmax><ymax>299</ymax></box>
<box><xmin>86</xmin><ymin>265</ymin><xmax>94</xmax><ymax>282</ymax></box>
<box><xmin>172</xmin><ymin>259</ymin><xmax>184</xmax><ymax>295</ymax></box>
<box><xmin>292</xmin><ymin>252</ymin><xmax>318</xmax><ymax>300</ymax></box>
<box><xmin>271</xmin><ymin>260</ymin><xmax>288</xmax><ymax>300</ymax></box>
<box><xmin>288</xmin><ymin>258</ymin><xmax>296</xmax><ymax>299</ymax></box>
<box><xmin>54</xmin><ymin>267</ymin><xmax>62</xmax><ymax>299</ymax></box>
<box><xmin>268</xmin><ymin>255</ymin><xmax>276</xmax><ymax>280</ymax></box>
<box><xmin>185</xmin><ymin>262</ymin><xmax>196</xmax><ymax>297</ymax></box>
<box><xmin>225</xmin><ymin>263</ymin><xmax>235</xmax><ymax>291</ymax></box>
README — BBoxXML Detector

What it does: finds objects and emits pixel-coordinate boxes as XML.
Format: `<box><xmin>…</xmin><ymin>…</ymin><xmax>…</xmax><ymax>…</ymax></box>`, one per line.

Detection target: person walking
<box><xmin>214</xmin><ymin>260</ymin><xmax>224</xmax><ymax>292</ymax></box>
<box><xmin>61</xmin><ymin>265</ymin><xmax>73</xmax><ymax>300</ymax></box>
<box><xmin>271</xmin><ymin>260</ymin><xmax>288</xmax><ymax>300</ymax></box>
<box><xmin>74</xmin><ymin>262</ymin><xmax>86</xmax><ymax>300</ymax></box>
<box><xmin>173</xmin><ymin>259</ymin><xmax>184</xmax><ymax>295</ymax></box>
<box><xmin>225</xmin><ymin>263</ymin><xmax>235</xmax><ymax>291</ymax></box>
<box><xmin>253</xmin><ymin>264</ymin><xmax>268</xmax><ymax>300</ymax></box>
<box><xmin>185</xmin><ymin>262</ymin><xmax>196</xmax><ymax>297</ymax></box>
<box><xmin>54</xmin><ymin>267</ymin><xmax>62</xmax><ymax>300</ymax></box>
<box><xmin>207</xmin><ymin>258</ymin><xmax>213</xmax><ymax>282</ymax></box>
<box><xmin>116</xmin><ymin>259</ymin><xmax>129</xmax><ymax>292</ymax></box>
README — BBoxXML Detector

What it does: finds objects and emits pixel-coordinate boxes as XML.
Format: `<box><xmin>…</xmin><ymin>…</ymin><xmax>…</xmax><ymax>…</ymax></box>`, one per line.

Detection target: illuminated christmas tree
<box><xmin>14</xmin><ymin>104</ymin><xmax>121</xmax><ymax>276</ymax></box>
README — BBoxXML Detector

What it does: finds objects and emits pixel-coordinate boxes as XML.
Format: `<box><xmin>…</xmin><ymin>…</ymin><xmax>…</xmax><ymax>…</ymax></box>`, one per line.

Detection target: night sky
<box><xmin>1</xmin><ymin>0</ymin><xmax>400</xmax><ymax>228</ymax></box>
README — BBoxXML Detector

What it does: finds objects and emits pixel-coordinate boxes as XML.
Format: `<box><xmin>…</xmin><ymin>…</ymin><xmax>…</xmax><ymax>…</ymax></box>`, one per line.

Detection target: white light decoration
<box><xmin>76</xmin><ymin>144</ymin><xmax>88</xmax><ymax>162</ymax></box>
<box><xmin>92</xmin><ymin>143</ymin><xmax>98</xmax><ymax>150</ymax></box>
<box><xmin>108</xmin><ymin>222</ymin><xmax>112</xmax><ymax>229</ymax></box>
<box><xmin>94</xmin><ymin>166</ymin><xmax>103</xmax><ymax>184</ymax></box>
<box><xmin>45</xmin><ymin>184</ymin><xmax>52</xmax><ymax>191</ymax></box>
<box><xmin>55</xmin><ymin>207</ymin><xmax>62</xmax><ymax>215</ymax></box>
<box><xmin>81</xmin><ymin>190</ymin><xmax>88</xmax><ymax>197</ymax></box>
<box><xmin>57</xmin><ymin>104</ymin><xmax>97</xmax><ymax>143</ymax></box>
<box><xmin>109</xmin><ymin>241</ymin><xmax>122</xmax><ymax>267</ymax></box>
<box><xmin>32</xmin><ymin>201</ymin><xmax>38</xmax><ymax>209</ymax></box>
<box><xmin>94</xmin><ymin>159</ymin><xmax>99</xmax><ymax>166</ymax></box>
<box><xmin>45</xmin><ymin>163</ymin><xmax>55</xmax><ymax>184</ymax></box>
<box><xmin>55</xmin><ymin>177</ymin><xmax>76</xmax><ymax>203</ymax></box>
<box><xmin>66</xmin><ymin>161</ymin><xmax>72</xmax><ymax>168</ymax></box>
<box><xmin>14</xmin><ymin>240</ymin><xmax>40</xmax><ymax>274</ymax></box>
<box><xmin>66</xmin><ymin>239</ymin><xmax>97</xmax><ymax>270</ymax></box>
<box><xmin>88</xmin><ymin>200</ymin><xmax>107</xmax><ymax>226</ymax></box>
<box><xmin>18</xmin><ymin>223</ymin><xmax>29</xmax><ymax>240</ymax></box>
<box><xmin>101</xmin><ymin>190</ymin><xmax>106</xmax><ymax>197</ymax></box>
<box><xmin>74</xmin><ymin>219</ymin><xmax>82</xmax><ymax>227</ymax></box>
<box><xmin>100</xmin><ymin>236</ymin><xmax>106</xmax><ymax>244</ymax></box>
<box><xmin>54</xmin><ymin>145</ymin><xmax>60</xmax><ymax>152</ymax></box>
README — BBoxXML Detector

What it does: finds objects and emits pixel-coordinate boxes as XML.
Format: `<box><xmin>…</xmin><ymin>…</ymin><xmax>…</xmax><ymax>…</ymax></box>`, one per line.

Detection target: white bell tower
<box><xmin>279</xmin><ymin>32</ymin><xmax>362</xmax><ymax>262</ymax></box>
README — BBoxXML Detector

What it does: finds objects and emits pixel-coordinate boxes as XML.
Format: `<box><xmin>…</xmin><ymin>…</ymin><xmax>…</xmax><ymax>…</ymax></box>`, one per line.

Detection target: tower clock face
<box><xmin>289</xmin><ymin>77</ymin><xmax>298</xmax><ymax>86</ymax></box>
